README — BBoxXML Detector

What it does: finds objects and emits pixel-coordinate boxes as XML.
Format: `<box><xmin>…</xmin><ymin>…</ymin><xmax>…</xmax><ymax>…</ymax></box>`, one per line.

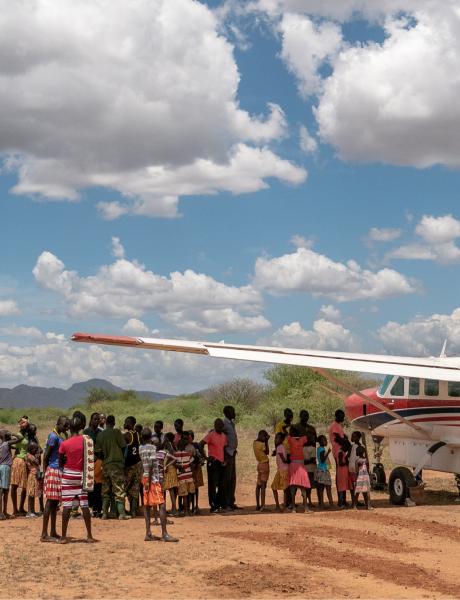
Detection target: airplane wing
<box><xmin>71</xmin><ymin>332</ymin><xmax>460</xmax><ymax>382</ymax></box>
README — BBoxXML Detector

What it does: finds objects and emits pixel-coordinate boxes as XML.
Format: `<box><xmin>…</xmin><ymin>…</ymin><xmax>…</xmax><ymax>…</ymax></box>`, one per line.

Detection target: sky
<box><xmin>2</xmin><ymin>0</ymin><xmax>460</xmax><ymax>394</ymax></box>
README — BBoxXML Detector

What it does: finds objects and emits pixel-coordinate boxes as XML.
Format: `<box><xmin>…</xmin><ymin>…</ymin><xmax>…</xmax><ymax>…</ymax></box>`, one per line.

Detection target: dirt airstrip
<box><xmin>1</xmin><ymin>482</ymin><xmax>460</xmax><ymax>600</ymax></box>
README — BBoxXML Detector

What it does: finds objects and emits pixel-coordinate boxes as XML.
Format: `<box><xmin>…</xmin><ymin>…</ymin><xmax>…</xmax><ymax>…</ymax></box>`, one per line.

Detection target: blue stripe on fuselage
<box><xmin>352</xmin><ymin>405</ymin><xmax>460</xmax><ymax>429</ymax></box>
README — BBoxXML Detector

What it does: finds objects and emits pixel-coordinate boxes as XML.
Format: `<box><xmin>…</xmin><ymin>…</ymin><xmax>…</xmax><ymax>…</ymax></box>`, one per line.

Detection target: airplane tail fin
<box><xmin>440</xmin><ymin>339</ymin><xmax>448</xmax><ymax>358</ymax></box>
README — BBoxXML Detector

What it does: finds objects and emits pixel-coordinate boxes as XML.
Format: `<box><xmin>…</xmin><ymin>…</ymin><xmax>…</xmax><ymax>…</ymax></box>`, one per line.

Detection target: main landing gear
<box><xmin>388</xmin><ymin>467</ymin><xmax>417</xmax><ymax>506</ymax></box>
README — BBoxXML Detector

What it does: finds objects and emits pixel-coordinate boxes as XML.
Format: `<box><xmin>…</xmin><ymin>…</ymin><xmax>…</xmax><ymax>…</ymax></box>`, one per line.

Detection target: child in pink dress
<box><xmin>354</xmin><ymin>446</ymin><xmax>373</xmax><ymax>510</ymax></box>
<box><xmin>336</xmin><ymin>438</ymin><xmax>351</xmax><ymax>509</ymax></box>
<box><xmin>287</xmin><ymin>426</ymin><xmax>311</xmax><ymax>514</ymax></box>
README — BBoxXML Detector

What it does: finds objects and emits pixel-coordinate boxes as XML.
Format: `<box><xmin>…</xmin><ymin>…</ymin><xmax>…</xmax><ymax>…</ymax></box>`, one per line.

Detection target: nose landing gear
<box><xmin>370</xmin><ymin>435</ymin><xmax>387</xmax><ymax>491</ymax></box>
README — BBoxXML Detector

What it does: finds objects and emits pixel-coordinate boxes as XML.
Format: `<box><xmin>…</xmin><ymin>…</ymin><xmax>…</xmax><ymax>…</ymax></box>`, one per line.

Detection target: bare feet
<box><xmin>86</xmin><ymin>537</ymin><xmax>97</xmax><ymax>543</ymax></box>
<box><xmin>40</xmin><ymin>535</ymin><xmax>60</xmax><ymax>543</ymax></box>
<box><xmin>58</xmin><ymin>537</ymin><xmax>69</xmax><ymax>544</ymax></box>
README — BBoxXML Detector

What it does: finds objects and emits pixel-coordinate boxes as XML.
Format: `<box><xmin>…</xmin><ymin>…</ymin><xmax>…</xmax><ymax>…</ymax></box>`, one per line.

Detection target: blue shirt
<box><xmin>46</xmin><ymin>431</ymin><xmax>63</xmax><ymax>469</ymax></box>
<box><xmin>316</xmin><ymin>446</ymin><xmax>329</xmax><ymax>472</ymax></box>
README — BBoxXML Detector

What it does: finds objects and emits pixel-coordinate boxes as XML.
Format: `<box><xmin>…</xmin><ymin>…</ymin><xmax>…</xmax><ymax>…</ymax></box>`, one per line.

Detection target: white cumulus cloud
<box><xmin>267</xmin><ymin>319</ymin><xmax>357</xmax><ymax>351</ymax></box>
<box><xmin>32</xmin><ymin>243</ymin><xmax>270</xmax><ymax>334</ymax></box>
<box><xmin>316</xmin><ymin>6</ymin><xmax>460</xmax><ymax>169</ymax></box>
<box><xmin>0</xmin><ymin>0</ymin><xmax>306</xmax><ymax>218</ymax></box>
<box><xmin>388</xmin><ymin>214</ymin><xmax>460</xmax><ymax>264</ymax></box>
<box><xmin>253</xmin><ymin>246</ymin><xmax>416</xmax><ymax>301</ymax></box>
<box><xmin>0</xmin><ymin>299</ymin><xmax>20</xmax><ymax>317</ymax></box>
<box><xmin>280</xmin><ymin>13</ymin><xmax>343</xmax><ymax>97</ymax></box>
<box><xmin>378</xmin><ymin>308</ymin><xmax>460</xmax><ymax>356</ymax></box>
<box><xmin>122</xmin><ymin>318</ymin><xmax>150</xmax><ymax>336</ymax></box>
<box><xmin>367</xmin><ymin>227</ymin><xmax>402</xmax><ymax>243</ymax></box>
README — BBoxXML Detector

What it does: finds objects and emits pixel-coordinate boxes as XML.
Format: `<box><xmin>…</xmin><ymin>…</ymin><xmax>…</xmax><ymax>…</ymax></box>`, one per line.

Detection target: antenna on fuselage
<box><xmin>440</xmin><ymin>339</ymin><xmax>448</xmax><ymax>358</ymax></box>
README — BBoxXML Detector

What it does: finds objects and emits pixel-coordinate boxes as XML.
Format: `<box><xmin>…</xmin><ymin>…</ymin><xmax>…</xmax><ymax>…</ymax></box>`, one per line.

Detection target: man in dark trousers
<box><xmin>95</xmin><ymin>415</ymin><xmax>130</xmax><ymax>520</ymax></box>
<box><xmin>199</xmin><ymin>419</ymin><xmax>228</xmax><ymax>514</ymax></box>
<box><xmin>222</xmin><ymin>405</ymin><xmax>238</xmax><ymax>510</ymax></box>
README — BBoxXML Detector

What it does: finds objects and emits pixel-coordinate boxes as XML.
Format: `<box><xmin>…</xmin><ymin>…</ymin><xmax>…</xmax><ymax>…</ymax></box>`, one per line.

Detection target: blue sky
<box><xmin>1</xmin><ymin>0</ymin><xmax>460</xmax><ymax>393</ymax></box>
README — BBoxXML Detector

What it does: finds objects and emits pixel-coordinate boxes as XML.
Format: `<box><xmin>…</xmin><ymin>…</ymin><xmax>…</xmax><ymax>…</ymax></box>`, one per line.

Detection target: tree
<box><xmin>85</xmin><ymin>387</ymin><xmax>114</xmax><ymax>406</ymax></box>
<box><xmin>204</xmin><ymin>378</ymin><xmax>267</xmax><ymax>413</ymax></box>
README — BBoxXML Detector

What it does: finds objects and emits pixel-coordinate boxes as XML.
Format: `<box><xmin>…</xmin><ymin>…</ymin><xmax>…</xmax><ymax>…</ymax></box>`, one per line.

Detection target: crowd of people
<box><xmin>256</xmin><ymin>408</ymin><xmax>372</xmax><ymax>513</ymax></box>
<box><xmin>0</xmin><ymin>404</ymin><xmax>372</xmax><ymax>544</ymax></box>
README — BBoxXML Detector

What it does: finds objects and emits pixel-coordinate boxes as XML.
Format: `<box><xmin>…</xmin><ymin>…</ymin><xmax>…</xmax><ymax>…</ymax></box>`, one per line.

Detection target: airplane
<box><xmin>72</xmin><ymin>332</ymin><xmax>460</xmax><ymax>506</ymax></box>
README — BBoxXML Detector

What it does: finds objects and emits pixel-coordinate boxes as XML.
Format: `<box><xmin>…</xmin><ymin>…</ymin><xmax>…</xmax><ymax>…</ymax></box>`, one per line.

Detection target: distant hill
<box><xmin>0</xmin><ymin>378</ymin><xmax>175</xmax><ymax>409</ymax></box>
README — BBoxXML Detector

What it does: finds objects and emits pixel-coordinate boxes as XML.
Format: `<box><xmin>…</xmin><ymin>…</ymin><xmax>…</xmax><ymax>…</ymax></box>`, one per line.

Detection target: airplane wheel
<box><xmin>389</xmin><ymin>467</ymin><xmax>416</xmax><ymax>505</ymax></box>
<box><xmin>371</xmin><ymin>463</ymin><xmax>386</xmax><ymax>491</ymax></box>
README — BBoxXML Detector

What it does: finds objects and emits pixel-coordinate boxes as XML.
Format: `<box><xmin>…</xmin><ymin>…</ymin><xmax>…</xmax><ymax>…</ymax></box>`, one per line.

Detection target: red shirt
<box><xmin>59</xmin><ymin>435</ymin><xmax>84</xmax><ymax>471</ymax></box>
<box><xmin>328</xmin><ymin>421</ymin><xmax>344</xmax><ymax>458</ymax></box>
<box><xmin>203</xmin><ymin>431</ymin><xmax>227</xmax><ymax>463</ymax></box>
<box><xmin>288</xmin><ymin>436</ymin><xmax>307</xmax><ymax>460</ymax></box>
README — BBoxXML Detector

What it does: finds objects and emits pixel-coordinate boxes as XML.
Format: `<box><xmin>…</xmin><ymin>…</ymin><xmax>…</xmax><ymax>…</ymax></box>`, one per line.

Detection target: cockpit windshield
<box><xmin>379</xmin><ymin>374</ymin><xmax>393</xmax><ymax>396</ymax></box>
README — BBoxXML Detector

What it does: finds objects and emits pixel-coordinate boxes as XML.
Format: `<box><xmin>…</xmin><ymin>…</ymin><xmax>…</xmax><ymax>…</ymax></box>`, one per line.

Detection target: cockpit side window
<box><xmin>390</xmin><ymin>377</ymin><xmax>405</xmax><ymax>396</ymax></box>
<box><xmin>448</xmin><ymin>382</ymin><xmax>460</xmax><ymax>397</ymax></box>
<box><xmin>379</xmin><ymin>374</ymin><xmax>393</xmax><ymax>396</ymax></box>
<box><xmin>424</xmin><ymin>379</ymin><xmax>439</xmax><ymax>396</ymax></box>
<box><xmin>409</xmin><ymin>378</ymin><xmax>420</xmax><ymax>396</ymax></box>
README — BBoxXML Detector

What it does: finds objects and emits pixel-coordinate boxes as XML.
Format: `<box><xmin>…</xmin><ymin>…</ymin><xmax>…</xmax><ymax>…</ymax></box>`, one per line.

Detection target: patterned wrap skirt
<box><xmin>61</xmin><ymin>468</ymin><xmax>88</xmax><ymax>509</ymax></box>
<box><xmin>143</xmin><ymin>478</ymin><xmax>165</xmax><ymax>507</ymax></box>
<box><xmin>162</xmin><ymin>465</ymin><xmax>178</xmax><ymax>490</ymax></box>
<box><xmin>192</xmin><ymin>466</ymin><xmax>204</xmax><ymax>488</ymax></box>
<box><xmin>11</xmin><ymin>457</ymin><xmax>28</xmax><ymax>489</ymax></box>
<box><xmin>256</xmin><ymin>461</ymin><xmax>270</xmax><ymax>486</ymax></box>
<box><xmin>271</xmin><ymin>469</ymin><xmax>289</xmax><ymax>491</ymax></box>
<box><xmin>44</xmin><ymin>467</ymin><xmax>62</xmax><ymax>501</ymax></box>
<box><xmin>27</xmin><ymin>471</ymin><xmax>43</xmax><ymax>498</ymax></box>
<box><xmin>315</xmin><ymin>468</ymin><xmax>332</xmax><ymax>486</ymax></box>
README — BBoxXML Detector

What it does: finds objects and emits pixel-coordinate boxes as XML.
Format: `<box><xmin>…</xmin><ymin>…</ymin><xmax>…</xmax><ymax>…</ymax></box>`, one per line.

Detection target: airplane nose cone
<box><xmin>345</xmin><ymin>392</ymin><xmax>364</xmax><ymax>422</ymax></box>
<box><xmin>344</xmin><ymin>388</ymin><xmax>377</xmax><ymax>423</ymax></box>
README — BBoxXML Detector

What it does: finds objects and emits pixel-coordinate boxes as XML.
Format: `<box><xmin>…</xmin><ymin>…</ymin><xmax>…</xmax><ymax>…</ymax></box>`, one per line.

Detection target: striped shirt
<box><xmin>139</xmin><ymin>443</ymin><xmax>160</xmax><ymax>483</ymax></box>
<box><xmin>174</xmin><ymin>450</ymin><xmax>194</xmax><ymax>483</ymax></box>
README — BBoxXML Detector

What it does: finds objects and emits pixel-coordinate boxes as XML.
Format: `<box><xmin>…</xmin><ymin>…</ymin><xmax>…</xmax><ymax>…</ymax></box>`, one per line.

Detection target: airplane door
<box><xmin>387</xmin><ymin>376</ymin><xmax>408</xmax><ymax>414</ymax></box>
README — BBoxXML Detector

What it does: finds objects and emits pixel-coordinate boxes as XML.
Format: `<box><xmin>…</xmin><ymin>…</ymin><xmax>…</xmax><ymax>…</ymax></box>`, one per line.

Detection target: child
<box><xmin>25</xmin><ymin>441</ymin><xmax>43</xmax><ymax>518</ymax></box>
<box><xmin>287</xmin><ymin>425</ymin><xmax>312</xmax><ymax>513</ymax></box>
<box><xmin>303</xmin><ymin>434</ymin><xmax>317</xmax><ymax>508</ymax></box>
<box><xmin>336</xmin><ymin>438</ymin><xmax>351</xmax><ymax>508</ymax></box>
<box><xmin>152</xmin><ymin>435</ymin><xmax>176</xmax><ymax>527</ymax></box>
<box><xmin>315</xmin><ymin>435</ymin><xmax>334</xmax><ymax>509</ymax></box>
<box><xmin>41</xmin><ymin>416</ymin><xmax>69</xmax><ymax>541</ymax></box>
<box><xmin>271</xmin><ymin>432</ymin><xmax>289</xmax><ymax>511</ymax></box>
<box><xmin>354</xmin><ymin>446</ymin><xmax>373</xmax><ymax>510</ymax></box>
<box><xmin>139</xmin><ymin>427</ymin><xmax>178</xmax><ymax>542</ymax></box>
<box><xmin>175</xmin><ymin>435</ymin><xmax>195</xmax><ymax>516</ymax></box>
<box><xmin>348</xmin><ymin>431</ymin><xmax>363</xmax><ymax>492</ymax></box>
<box><xmin>162</xmin><ymin>432</ymin><xmax>179</xmax><ymax>516</ymax></box>
<box><xmin>0</xmin><ymin>429</ymin><xmax>24</xmax><ymax>519</ymax></box>
<box><xmin>253</xmin><ymin>430</ymin><xmax>270</xmax><ymax>511</ymax></box>
<box><xmin>189</xmin><ymin>430</ymin><xmax>205</xmax><ymax>514</ymax></box>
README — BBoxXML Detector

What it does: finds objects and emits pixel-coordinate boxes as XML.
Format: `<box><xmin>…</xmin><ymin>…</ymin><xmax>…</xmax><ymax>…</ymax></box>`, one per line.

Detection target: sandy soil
<box><xmin>2</xmin><ymin>481</ymin><xmax>460</xmax><ymax>600</ymax></box>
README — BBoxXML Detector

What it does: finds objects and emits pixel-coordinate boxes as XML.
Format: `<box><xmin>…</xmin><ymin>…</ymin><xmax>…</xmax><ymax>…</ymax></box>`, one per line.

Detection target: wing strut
<box><xmin>315</xmin><ymin>368</ymin><xmax>430</xmax><ymax>438</ymax></box>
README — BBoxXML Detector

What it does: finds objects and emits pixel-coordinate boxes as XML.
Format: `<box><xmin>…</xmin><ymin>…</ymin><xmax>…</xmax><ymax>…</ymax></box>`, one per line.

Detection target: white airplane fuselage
<box><xmin>346</xmin><ymin>374</ymin><xmax>460</xmax><ymax>474</ymax></box>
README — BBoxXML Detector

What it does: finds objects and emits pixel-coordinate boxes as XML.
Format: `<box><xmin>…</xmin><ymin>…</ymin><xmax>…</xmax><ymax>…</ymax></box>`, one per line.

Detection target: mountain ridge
<box><xmin>0</xmin><ymin>378</ymin><xmax>175</xmax><ymax>409</ymax></box>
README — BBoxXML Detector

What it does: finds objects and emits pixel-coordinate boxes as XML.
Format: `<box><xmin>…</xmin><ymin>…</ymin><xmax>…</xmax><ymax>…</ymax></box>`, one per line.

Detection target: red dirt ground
<box><xmin>1</xmin><ymin>481</ymin><xmax>460</xmax><ymax>599</ymax></box>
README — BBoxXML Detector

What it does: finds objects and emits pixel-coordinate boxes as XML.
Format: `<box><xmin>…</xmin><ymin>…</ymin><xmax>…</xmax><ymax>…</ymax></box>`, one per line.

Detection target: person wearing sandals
<box><xmin>140</xmin><ymin>427</ymin><xmax>178</xmax><ymax>543</ymax></box>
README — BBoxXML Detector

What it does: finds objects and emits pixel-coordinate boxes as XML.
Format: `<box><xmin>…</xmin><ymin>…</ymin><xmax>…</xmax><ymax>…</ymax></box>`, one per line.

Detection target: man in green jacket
<box><xmin>95</xmin><ymin>414</ymin><xmax>130</xmax><ymax>520</ymax></box>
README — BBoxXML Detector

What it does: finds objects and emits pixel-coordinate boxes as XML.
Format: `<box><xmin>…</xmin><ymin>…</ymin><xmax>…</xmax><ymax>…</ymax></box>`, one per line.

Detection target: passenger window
<box><xmin>390</xmin><ymin>377</ymin><xmax>404</xmax><ymax>396</ymax></box>
<box><xmin>448</xmin><ymin>382</ymin><xmax>460</xmax><ymax>397</ymax></box>
<box><xmin>409</xmin><ymin>378</ymin><xmax>420</xmax><ymax>396</ymax></box>
<box><xmin>424</xmin><ymin>379</ymin><xmax>439</xmax><ymax>396</ymax></box>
